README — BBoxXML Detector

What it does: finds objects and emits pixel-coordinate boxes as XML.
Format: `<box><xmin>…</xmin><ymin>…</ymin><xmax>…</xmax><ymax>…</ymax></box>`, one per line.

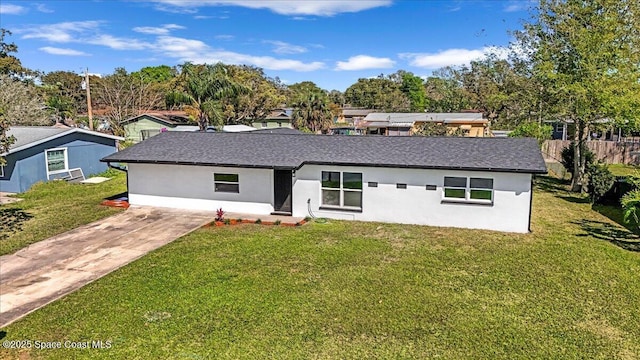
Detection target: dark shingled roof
<box><xmin>101</xmin><ymin>132</ymin><xmax>547</xmax><ymax>174</ymax></box>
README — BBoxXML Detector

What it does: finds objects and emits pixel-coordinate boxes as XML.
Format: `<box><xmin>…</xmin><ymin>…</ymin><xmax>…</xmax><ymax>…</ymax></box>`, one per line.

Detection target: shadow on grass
<box><xmin>536</xmin><ymin>176</ymin><xmax>592</xmax><ymax>204</ymax></box>
<box><xmin>535</xmin><ymin>176</ymin><xmax>570</xmax><ymax>193</ymax></box>
<box><xmin>0</xmin><ymin>208</ymin><xmax>34</xmax><ymax>240</ymax></box>
<box><xmin>573</xmin><ymin>219</ymin><xmax>640</xmax><ymax>252</ymax></box>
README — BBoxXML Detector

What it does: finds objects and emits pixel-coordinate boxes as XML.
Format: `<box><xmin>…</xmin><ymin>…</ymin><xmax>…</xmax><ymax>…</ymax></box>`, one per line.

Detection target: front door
<box><xmin>273</xmin><ymin>169</ymin><xmax>292</xmax><ymax>215</ymax></box>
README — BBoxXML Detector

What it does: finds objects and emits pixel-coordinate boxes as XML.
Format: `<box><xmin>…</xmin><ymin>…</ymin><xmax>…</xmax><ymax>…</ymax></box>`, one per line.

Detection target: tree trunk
<box><xmin>571</xmin><ymin>120</ymin><xmax>582</xmax><ymax>192</ymax></box>
<box><xmin>570</xmin><ymin>120</ymin><xmax>588</xmax><ymax>193</ymax></box>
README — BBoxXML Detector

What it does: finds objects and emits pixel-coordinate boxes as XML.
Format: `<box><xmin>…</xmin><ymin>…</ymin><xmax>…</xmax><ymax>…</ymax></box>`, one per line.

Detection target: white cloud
<box><xmin>40</xmin><ymin>47</ymin><xmax>90</xmax><ymax>56</ymax></box>
<box><xmin>155</xmin><ymin>36</ymin><xmax>324</xmax><ymax>71</ymax></box>
<box><xmin>21</xmin><ymin>21</ymin><xmax>101</xmax><ymax>42</ymax></box>
<box><xmin>155</xmin><ymin>36</ymin><xmax>210</xmax><ymax>54</ymax></box>
<box><xmin>335</xmin><ymin>55</ymin><xmax>395</xmax><ymax>71</ymax></box>
<box><xmin>400</xmin><ymin>46</ymin><xmax>512</xmax><ymax>69</ymax></box>
<box><xmin>133</xmin><ymin>24</ymin><xmax>185</xmax><ymax>35</ymax></box>
<box><xmin>88</xmin><ymin>35</ymin><xmax>152</xmax><ymax>50</ymax></box>
<box><xmin>400</xmin><ymin>48</ymin><xmax>487</xmax><ymax>69</ymax></box>
<box><xmin>151</xmin><ymin>0</ymin><xmax>391</xmax><ymax>16</ymax></box>
<box><xmin>264</xmin><ymin>40</ymin><xmax>307</xmax><ymax>55</ymax></box>
<box><xmin>0</xmin><ymin>3</ymin><xmax>27</xmax><ymax>14</ymax></box>
<box><xmin>35</xmin><ymin>3</ymin><xmax>54</xmax><ymax>13</ymax></box>
<box><xmin>215</xmin><ymin>34</ymin><xmax>235</xmax><ymax>41</ymax></box>
<box><xmin>503</xmin><ymin>0</ymin><xmax>533</xmax><ymax>12</ymax></box>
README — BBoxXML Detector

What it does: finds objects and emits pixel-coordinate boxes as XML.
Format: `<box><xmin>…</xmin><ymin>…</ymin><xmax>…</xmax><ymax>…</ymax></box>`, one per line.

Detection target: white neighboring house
<box><xmin>101</xmin><ymin>132</ymin><xmax>547</xmax><ymax>233</ymax></box>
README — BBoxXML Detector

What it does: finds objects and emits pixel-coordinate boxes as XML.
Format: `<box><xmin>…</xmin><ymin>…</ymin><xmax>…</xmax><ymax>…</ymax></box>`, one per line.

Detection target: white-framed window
<box><xmin>45</xmin><ymin>148</ymin><xmax>69</xmax><ymax>178</ymax></box>
<box><xmin>321</xmin><ymin>171</ymin><xmax>362</xmax><ymax>210</ymax></box>
<box><xmin>443</xmin><ymin>176</ymin><xmax>493</xmax><ymax>203</ymax></box>
<box><xmin>214</xmin><ymin>173</ymin><xmax>239</xmax><ymax>193</ymax></box>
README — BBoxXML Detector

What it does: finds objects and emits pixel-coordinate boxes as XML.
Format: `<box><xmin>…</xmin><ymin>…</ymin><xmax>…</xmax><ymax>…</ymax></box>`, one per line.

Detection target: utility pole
<box><xmin>84</xmin><ymin>68</ymin><xmax>94</xmax><ymax>130</ymax></box>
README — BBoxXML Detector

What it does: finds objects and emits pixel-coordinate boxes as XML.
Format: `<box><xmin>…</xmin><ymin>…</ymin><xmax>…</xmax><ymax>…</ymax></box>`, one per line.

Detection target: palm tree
<box><xmin>292</xmin><ymin>93</ymin><xmax>331</xmax><ymax>133</ymax></box>
<box><xmin>166</xmin><ymin>62</ymin><xmax>248</xmax><ymax>131</ymax></box>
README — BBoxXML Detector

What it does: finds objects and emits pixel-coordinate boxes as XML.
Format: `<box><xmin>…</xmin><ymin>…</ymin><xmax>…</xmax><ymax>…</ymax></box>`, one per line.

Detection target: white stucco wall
<box><xmin>292</xmin><ymin>165</ymin><xmax>533</xmax><ymax>233</ymax></box>
<box><xmin>127</xmin><ymin>163</ymin><xmax>274</xmax><ymax>214</ymax></box>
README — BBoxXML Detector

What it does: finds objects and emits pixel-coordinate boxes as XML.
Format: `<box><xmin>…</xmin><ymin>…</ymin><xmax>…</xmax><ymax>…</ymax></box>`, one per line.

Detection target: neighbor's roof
<box><xmin>222</xmin><ymin>124</ymin><xmax>257</xmax><ymax>132</ymax></box>
<box><xmin>252</xmin><ymin>127</ymin><xmax>302</xmax><ymax>135</ymax></box>
<box><xmin>101</xmin><ymin>132</ymin><xmax>547</xmax><ymax>174</ymax></box>
<box><xmin>120</xmin><ymin>113</ymin><xmax>191</xmax><ymax>126</ymax></box>
<box><xmin>4</xmin><ymin>127</ymin><xmax>123</xmax><ymax>155</ymax></box>
<box><xmin>342</xmin><ymin>108</ymin><xmax>376</xmax><ymax>117</ymax></box>
<box><xmin>364</xmin><ymin>112</ymin><xmax>487</xmax><ymax>124</ymax></box>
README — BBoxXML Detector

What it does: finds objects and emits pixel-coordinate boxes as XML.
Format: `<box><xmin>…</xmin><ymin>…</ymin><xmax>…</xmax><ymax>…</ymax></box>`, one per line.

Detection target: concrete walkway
<box><xmin>0</xmin><ymin>206</ymin><xmax>215</xmax><ymax>327</ymax></box>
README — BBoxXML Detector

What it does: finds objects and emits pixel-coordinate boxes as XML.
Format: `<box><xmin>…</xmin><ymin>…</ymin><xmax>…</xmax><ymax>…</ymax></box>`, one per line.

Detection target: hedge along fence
<box><xmin>542</xmin><ymin>140</ymin><xmax>640</xmax><ymax>165</ymax></box>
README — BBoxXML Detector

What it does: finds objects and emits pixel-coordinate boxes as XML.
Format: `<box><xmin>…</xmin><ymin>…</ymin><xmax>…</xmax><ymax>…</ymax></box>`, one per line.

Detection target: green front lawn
<box><xmin>0</xmin><ymin>170</ymin><xmax>127</xmax><ymax>256</ymax></box>
<box><xmin>1</xmin><ymin>176</ymin><xmax>639</xmax><ymax>359</ymax></box>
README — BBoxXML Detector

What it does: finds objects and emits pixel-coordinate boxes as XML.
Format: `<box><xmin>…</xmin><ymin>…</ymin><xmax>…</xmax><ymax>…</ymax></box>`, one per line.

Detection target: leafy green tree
<box><xmin>423</xmin><ymin>70</ymin><xmax>470</xmax><ymax>112</ymax></box>
<box><xmin>133</xmin><ymin>65</ymin><xmax>177</xmax><ymax>83</ymax></box>
<box><xmin>344</xmin><ymin>75</ymin><xmax>409</xmax><ymax>111</ymax></box>
<box><xmin>0</xmin><ymin>29</ymin><xmax>26</xmax><ymax>76</ymax></box>
<box><xmin>41</xmin><ymin>70</ymin><xmax>86</xmax><ymax>120</ymax></box>
<box><xmin>508</xmin><ymin>122</ymin><xmax>553</xmax><ymax>146</ymax></box>
<box><xmin>400</xmin><ymin>71</ymin><xmax>427</xmax><ymax>112</ymax></box>
<box><xmin>287</xmin><ymin>81</ymin><xmax>327</xmax><ymax>106</ymax></box>
<box><xmin>167</xmin><ymin>62</ymin><xmax>248</xmax><ymax>130</ymax></box>
<box><xmin>454</xmin><ymin>54</ymin><xmax>539</xmax><ymax>129</ymax></box>
<box><xmin>222</xmin><ymin>65</ymin><xmax>286</xmax><ymax>125</ymax></box>
<box><xmin>327</xmin><ymin>90</ymin><xmax>345</xmax><ymax>107</ymax></box>
<box><xmin>515</xmin><ymin>0</ymin><xmax>640</xmax><ymax>192</ymax></box>
<box><xmin>292</xmin><ymin>93</ymin><xmax>331</xmax><ymax>133</ymax></box>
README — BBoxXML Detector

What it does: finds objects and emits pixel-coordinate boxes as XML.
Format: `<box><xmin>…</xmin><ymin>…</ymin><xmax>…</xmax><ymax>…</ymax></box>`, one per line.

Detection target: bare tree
<box><xmin>0</xmin><ymin>74</ymin><xmax>50</xmax><ymax>165</ymax></box>
<box><xmin>93</xmin><ymin>68</ymin><xmax>164</xmax><ymax>136</ymax></box>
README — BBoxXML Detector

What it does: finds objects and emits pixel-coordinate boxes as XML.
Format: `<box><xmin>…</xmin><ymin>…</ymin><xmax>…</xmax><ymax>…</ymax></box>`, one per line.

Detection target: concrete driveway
<box><xmin>0</xmin><ymin>206</ymin><xmax>214</xmax><ymax>327</ymax></box>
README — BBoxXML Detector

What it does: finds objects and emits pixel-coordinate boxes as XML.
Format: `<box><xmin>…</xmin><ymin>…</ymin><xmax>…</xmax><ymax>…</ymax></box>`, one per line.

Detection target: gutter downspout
<box><xmin>528</xmin><ymin>174</ymin><xmax>534</xmax><ymax>233</ymax></box>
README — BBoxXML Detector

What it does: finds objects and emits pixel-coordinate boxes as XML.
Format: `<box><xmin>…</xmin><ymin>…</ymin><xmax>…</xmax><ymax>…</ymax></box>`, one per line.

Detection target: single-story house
<box><xmin>251</xmin><ymin>109</ymin><xmax>294</xmax><ymax>129</ymax></box>
<box><xmin>1</xmin><ymin>126</ymin><xmax>123</xmax><ymax>193</ymax></box>
<box><xmin>335</xmin><ymin>107</ymin><xmax>376</xmax><ymax>125</ymax></box>
<box><xmin>361</xmin><ymin>112</ymin><xmax>488</xmax><ymax>137</ymax></box>
<box><xmin>122</xmin><ymin>113</ymin><xmax>192</xmax><ymax>143</ymax></box>
<box><xmin>101</xmin><ymin>133</ymin><xmax>546</xmax><ymax>233</ymax></box>
<box><xmin>545</xmin><ymin>119</ymin><xmax>622</xmax><ymax>141</ymax></box>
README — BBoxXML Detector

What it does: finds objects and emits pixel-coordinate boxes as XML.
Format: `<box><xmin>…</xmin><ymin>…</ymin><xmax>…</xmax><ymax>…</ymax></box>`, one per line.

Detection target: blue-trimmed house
<box><xmin>0</xmin><ymin>126</ymin><xmax>123</xmax><ymax>193</ymax></box>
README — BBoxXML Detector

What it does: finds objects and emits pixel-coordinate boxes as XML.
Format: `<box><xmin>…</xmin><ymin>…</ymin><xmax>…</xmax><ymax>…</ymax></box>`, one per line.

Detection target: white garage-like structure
<box><xmin>102</xmin><ymin>132</ymin><xmax>547</xmax><ymax>233</ymax></box>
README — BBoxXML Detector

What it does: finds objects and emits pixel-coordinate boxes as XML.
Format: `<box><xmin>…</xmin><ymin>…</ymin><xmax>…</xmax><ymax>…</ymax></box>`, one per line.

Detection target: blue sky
<box><xmin>0</xmin><ymin>0</ymin><xmax>533</xmax><ymax>91</ymax></box>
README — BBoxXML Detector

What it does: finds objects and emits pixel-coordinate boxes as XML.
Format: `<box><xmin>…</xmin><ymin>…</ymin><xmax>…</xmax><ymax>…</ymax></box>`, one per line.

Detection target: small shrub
<box><xmin>236</xmin><ymin>218</ymin><xmax>243</xmax><ymax>222</ymax></box>
<box><xmin>586</xmin><ymin>162</ymin><xmax>615</xmax><ymax>203</ymax></box>
<box><xmin>304</xmin><ymin>216</ymin><xmax>312</xmax><ymax>222</ymax></box>
<box><xmin>215</xmin><ymin>208</ymin><xmax>225</xmax><ymax>221</ymax></box>
<box><xmin>274</xmin><ymin>219</ymin><xmax>281</xmax><ymax>226</ymax></box>
<box><xmin>223</xmin><ymin>219</ymin><xmax>231</xmax><ymax>225</ymax></box>
<box><xmin>622</xmin><ymin>189</ymin><xmax>640</xmax><ymax>229</ymax></box>
<box><xmin>255</xmin><ymin>218</ymin><xmax>262</xmax><ymax>224</ymax></box>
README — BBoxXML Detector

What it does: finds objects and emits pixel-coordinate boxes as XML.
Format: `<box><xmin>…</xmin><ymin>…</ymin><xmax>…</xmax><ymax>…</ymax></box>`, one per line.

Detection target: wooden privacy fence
<box><xmin>542</xmin><ymin>140</ymin><xmax>640</xmax><ymax>164</ymax></box>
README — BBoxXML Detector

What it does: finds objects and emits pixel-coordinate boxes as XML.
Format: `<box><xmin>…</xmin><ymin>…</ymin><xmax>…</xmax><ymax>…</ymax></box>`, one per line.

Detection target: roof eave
<box><xmin>6</xmin><ymin>128</ymin><xmax>123</xmax><ymax>155</ymax></box>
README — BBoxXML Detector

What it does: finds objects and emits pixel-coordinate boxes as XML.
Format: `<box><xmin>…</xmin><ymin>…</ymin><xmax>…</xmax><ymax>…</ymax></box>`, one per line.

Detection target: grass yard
<box><xmin>608</xmin><ymin>163</ymin><xmax>640</xmax><ymax>177</ymax></box>
<box><xmin>0</xmin><ymin>170</ymin><xmax>127</xmax><ymax>256</ymax></box>
<box><xmin>1</xmin><ymin>177</ymin><xmax>639</xmax><ymax>359</ymax></box>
